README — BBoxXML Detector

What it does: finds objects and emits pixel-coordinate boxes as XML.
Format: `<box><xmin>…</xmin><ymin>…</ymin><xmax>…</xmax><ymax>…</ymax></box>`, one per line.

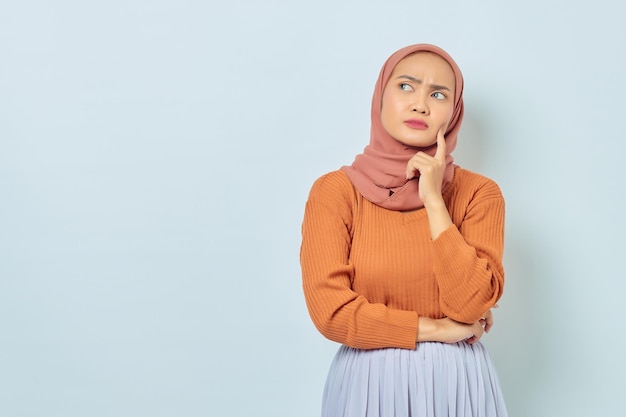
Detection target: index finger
<box><xmin>434</xmin><ymin>125</ymin><xmax>447</xmax><ymax>161</ymax></box>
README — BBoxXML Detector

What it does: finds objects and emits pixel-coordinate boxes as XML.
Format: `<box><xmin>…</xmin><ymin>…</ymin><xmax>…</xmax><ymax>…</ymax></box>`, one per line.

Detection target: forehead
<box><xmin>390</xmin><ymin>52</ymin><xmax>456</xmax><ymax>88</ymax></box>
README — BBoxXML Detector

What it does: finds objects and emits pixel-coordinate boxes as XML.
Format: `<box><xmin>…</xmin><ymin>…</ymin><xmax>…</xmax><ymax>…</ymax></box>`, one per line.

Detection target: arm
<box><xmin>406</xmin><ymin>128</ymin><xmax>504</xmax><ymax>323</ymax></box>
<box><xmin>431</xmin><ymin>190</ymin><xmax>504</xmax><ymax>323</ymax></box>
<box><xmin>301</xmin><ymin>172</ymin><xmax>497</xmax><ymax>348</ymax></box>
<box><xmin>300</xmin><ymin>173</ymin><xmax>419</xmax><ymax>350</ymax></box>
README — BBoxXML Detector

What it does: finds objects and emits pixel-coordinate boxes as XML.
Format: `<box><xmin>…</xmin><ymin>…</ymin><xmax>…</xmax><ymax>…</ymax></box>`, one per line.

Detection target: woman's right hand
<box><xmin>436</xmin><ymin>317</ymin><xmax>485</xmax><ymax>344</ymax></box>
<box><xmin>417</xmin><ymin>314</ymin><xmax>492</xmax><ymax>345</ymax></box>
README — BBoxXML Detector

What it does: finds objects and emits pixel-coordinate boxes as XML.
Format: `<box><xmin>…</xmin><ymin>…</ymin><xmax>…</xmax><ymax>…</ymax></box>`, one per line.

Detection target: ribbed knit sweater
<box><xmin>300</xmin><ymin>166</ymin><xmax>505</xmax><ymax>350</ymax></box>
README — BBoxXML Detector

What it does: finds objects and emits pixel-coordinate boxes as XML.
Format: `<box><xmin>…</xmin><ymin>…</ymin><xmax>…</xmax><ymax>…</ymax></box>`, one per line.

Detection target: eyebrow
<box><xmin>396</xmin><ymin>75</ymin><xmax>452</xmax><ymax>92</ymax></box>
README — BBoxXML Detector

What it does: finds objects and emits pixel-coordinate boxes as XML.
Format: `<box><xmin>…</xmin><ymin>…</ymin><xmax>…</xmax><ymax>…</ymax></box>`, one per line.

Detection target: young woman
<box><xmin>300</xmin><ymin>44</ymin><xmax>508</xmax><ymax>417</ymax></box>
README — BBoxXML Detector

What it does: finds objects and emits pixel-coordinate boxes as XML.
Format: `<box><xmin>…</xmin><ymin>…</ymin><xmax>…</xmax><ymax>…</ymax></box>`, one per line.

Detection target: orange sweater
<box><xmin>300</xmin><ymin>167</ymin><xmax>505</xmax><ymax>350</ymax></box>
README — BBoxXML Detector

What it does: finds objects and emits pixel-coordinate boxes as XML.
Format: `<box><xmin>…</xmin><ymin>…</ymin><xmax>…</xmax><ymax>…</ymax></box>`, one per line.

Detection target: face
<box><xmin>380</xmin><ymin>52</ymin><xmax>456</xmax><ymax>148</ymax></box>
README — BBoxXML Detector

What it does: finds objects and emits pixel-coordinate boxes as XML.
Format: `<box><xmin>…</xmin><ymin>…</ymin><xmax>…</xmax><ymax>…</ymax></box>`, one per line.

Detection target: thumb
<box><xmin>434</xmin><ymin>125</ymin><xmax>447</xmax><ymax>161</ymax></box>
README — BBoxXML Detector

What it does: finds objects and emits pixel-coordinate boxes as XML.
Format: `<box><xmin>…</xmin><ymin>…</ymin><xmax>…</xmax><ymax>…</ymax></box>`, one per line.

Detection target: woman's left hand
<box><xmin>480</xmin><ymin>308</ymin><xmax>494</xmax><ymax>334</ymax></box>
<box><xmin>405</xmin><ymin>125</ymin><xmax>447</xmax><ymax>206</ymax></box>
<box><xmin>466</xmin><ymin>308</ymin><xmax>496</xmax><ymax>344</ymax></box>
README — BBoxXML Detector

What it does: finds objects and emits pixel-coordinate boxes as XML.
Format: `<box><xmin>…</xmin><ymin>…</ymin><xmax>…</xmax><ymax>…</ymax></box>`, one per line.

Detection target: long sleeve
<box><xmin>300</xmin><ymin>173</ymin><xmax>419</xmax><ymax>350</ymax></box>
<box><xmin>432</xmin><ymin>177</ymin><xmax>505</xmax><ymax>323</ymax></box>
<box><xmin>300</xmin><ymin>168</ymin><xmax>506</xmax><ymax>349</ymax></box>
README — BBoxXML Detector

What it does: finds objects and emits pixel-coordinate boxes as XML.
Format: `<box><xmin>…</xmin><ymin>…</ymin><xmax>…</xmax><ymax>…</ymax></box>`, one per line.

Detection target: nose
<box><xmin>412</xmin><ymin>95</ymin><xmax>429</xmax><ymax>114</ymax></box>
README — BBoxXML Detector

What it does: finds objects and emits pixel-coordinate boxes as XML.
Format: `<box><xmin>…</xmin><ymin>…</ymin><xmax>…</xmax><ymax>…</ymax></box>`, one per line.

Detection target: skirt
<box><xmin>322</xmin><ymin>341</ymin><xmax>508</xmax><ymax>417</ymax></box>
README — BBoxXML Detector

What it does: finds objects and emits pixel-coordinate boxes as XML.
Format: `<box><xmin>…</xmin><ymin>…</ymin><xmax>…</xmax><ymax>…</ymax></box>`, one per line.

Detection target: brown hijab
<box><xmin>341</xmin><ymin>44</ymin><xmax>464</xmax><ymax>211</ymax></box>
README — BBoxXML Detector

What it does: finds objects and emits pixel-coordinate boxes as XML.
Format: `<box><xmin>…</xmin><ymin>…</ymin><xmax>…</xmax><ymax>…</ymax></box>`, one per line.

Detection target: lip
<box><xmin>404</xmin><ymin>119</ymin><xmax>428</xmax><ymax>130</ymax></box>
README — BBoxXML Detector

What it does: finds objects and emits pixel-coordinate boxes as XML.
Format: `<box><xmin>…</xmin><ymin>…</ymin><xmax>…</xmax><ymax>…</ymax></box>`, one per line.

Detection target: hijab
<box><xmin>340</xmin><ymin>44</ymin><xmax>464</xmax><ymax>211</ymax></box>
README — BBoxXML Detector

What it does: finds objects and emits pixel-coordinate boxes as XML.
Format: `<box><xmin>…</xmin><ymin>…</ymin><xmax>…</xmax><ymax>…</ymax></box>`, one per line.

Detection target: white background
<box><xmin>1</xmin><ymin>1</ymin><xmax>625</xmax><ymax>416</ymax></box>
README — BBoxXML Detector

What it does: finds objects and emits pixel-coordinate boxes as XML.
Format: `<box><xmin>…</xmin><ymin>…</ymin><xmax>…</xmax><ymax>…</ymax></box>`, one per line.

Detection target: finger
<box><xmin>434</xmin><ymin>126</ymin><xmax>447</xmax><ymax>161</ymax></box>
<box><xmin>484</xmin><ymin>320</ymin><xmax>493</xmax><ymax>333</ymax></box>
<box><xmin>406</xmin><ymin>163</ymin><xmax>420</xmax><ymax>180</ymax></box>
<box><xmin>483</xmin><ymin>311</ymin><xmax>493</xmax><ymax>332</ymax></box>
<box><xmin>405</xmin><ymin>153</ymin><xmax>428</xmax><ymax>179</ymax></box>
<box><xmin>406</xmin><ymin>154</ymin><xmax>415</xmax><ymax>179</ymax></box>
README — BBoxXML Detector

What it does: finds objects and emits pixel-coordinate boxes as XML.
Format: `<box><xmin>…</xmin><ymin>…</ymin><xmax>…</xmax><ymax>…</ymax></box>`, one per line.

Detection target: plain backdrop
<box><xmin>1</xmin><ymin>1</ymin><xmax>625</xmax><ymax>416</ymax></box>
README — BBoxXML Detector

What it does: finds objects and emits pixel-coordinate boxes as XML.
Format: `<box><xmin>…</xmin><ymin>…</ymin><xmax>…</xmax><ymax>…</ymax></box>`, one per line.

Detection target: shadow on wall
<box><xmin>453</xmin><ymin>110</ymin><xmax>487</xmax><ymax>171</ymax></box>
<box><xmin>457</xmin><ymin>100</ymin><xmax>553</xmax><ymax>417</ymax></box>
<box><xmin>498</xmin><ymin>226</ymin><xmax>555</xmax><ymax>417</ymax></box>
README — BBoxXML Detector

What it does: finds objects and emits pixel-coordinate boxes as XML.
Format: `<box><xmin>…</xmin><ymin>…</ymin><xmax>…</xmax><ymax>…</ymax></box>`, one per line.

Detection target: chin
<box><xmin>396</xmin><ymin>137</ymin><xmax>436</xmax><ymax>148</ymax></box>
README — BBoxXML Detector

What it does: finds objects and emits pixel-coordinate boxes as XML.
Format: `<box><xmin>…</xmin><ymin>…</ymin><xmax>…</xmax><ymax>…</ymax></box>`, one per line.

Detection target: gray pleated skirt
<box><xmin>322</xmin><ymin>341</ymin><xmax>508</xmax><ymax>417</ymax></box>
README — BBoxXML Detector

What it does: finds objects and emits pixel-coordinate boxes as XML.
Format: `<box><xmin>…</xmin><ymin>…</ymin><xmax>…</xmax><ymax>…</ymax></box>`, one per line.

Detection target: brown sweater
<box><xmin>300</xmin><ymin>167</ymin><xmax>505</xmax><ymax>350</ymax></box>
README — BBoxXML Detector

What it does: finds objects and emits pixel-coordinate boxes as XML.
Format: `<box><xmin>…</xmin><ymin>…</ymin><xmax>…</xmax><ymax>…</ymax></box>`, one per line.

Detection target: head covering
<box><xmin>341</xmin><ymin>43</ymin><xmax>464</xmax><ymax>211</ymax></box>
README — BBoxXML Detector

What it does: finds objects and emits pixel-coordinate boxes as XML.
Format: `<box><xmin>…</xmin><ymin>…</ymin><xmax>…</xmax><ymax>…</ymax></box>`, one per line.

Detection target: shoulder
<box><xmin>446</xmin><ymin>167</ymin><xmax>505</xmax><ymax>226</ymax></box>
<box><xmin>451</xmin><ymin>166</ymin><xmax>504</xmax><ymax>202</ymax></box>
<box><xmin>307</xmin><ymin>170</ymin><xmax>358</xmax><ymax>202</ymax></box>
<box><xmin>304</xmin><ymin>170</ymin><xmax>358</xmax><ymax>226</ymax></box>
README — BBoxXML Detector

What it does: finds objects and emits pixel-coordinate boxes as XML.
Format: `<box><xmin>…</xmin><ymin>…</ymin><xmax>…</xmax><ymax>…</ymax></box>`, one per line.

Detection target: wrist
<box><xmin>417</xmin><ymin>317</ymin><xmax>440</xmax><ymax>342</ymax></box>
<box><xmin>423</xmin><ymin>197</ymin><xmax>453</xmax><ymax>240</ymax></box>
<box><xmin>423</xmin><ymin>195</ymin><xmax>446</xmax><ymax>211</ymax></box>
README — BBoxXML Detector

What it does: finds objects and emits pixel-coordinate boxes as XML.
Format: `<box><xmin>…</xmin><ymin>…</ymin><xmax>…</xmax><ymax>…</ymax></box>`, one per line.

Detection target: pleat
<box><xmin>321</xmin><ymin>342</ymin><xmax>508</xmax><ymax>417</ymax></box>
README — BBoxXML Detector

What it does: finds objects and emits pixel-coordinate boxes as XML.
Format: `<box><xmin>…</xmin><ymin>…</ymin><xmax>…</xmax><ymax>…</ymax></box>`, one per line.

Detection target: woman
<box><xmin>300</xmin><ymin>44</ymin><xmax>508</xmax><ymax>417</ymax></box>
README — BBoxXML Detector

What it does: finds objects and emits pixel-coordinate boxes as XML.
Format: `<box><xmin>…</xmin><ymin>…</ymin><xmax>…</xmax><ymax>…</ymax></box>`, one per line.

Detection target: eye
<box><xmin>400</xmin><ymin>83</ymin><xmax>413</xmax><ymax>92</ymax></box>
<box><xmin>432</xmin><ymin>91</ymin><xmax>446</xmax><ymax>100</ymax></box>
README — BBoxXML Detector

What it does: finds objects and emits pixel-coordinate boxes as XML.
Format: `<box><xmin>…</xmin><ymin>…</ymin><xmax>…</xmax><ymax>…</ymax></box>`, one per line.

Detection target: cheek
<box><xmin>442</xmin><ymin>105</ymin><xmax>455</xmax><ymax>123</ymax></box>
<box><xmin>380</xmin><ymin>92</ymin><xmax>403</xmax><ymax>121</ymax></box>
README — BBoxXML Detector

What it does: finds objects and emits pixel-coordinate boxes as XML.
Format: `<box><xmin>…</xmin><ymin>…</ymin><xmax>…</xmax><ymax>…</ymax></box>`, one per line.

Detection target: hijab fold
<box><xmin>341</xmin><ymin>44</ymin><xmax>465</xmax><ymax>211</ymax></box>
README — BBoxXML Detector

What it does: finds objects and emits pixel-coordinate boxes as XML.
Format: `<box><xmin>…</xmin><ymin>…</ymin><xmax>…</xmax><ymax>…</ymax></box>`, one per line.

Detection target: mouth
<box><xmin>404</xmin><ymin>119</ymin><xmax>428</xmax><ymax>130</ymax></box>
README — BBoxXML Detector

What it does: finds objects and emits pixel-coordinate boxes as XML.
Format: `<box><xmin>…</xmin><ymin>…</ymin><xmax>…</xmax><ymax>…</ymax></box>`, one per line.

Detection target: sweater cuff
<box><xmin>368</xmin><ymin>310</ymin><xmax>418</xmax><ymax>350</ymax></box>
